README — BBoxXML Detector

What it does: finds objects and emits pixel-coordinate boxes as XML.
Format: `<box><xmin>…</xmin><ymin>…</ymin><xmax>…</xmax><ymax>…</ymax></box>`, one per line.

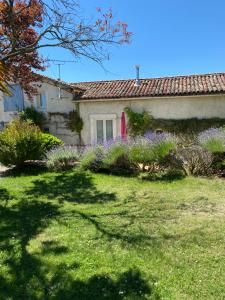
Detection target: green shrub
<box><xmin>198</xmin><ymin>128</ymin><xmax>225</xmax><ymax>153</ymax></box>
<box><xmin>102</xmin><ymin>140</ymin><xmax>135</xmax><ymax>174</ymax></box>
<box><xmin>0</xmin><ymin>119</ymin><xmax>44</xmax><ymax>167</ymax></box>
<box><xmin>152</xmin><ymin>143</ymin><xmax>176</xmax><ymax>163</ymax></box>
<box><xmin>46</xmin><ymin>146</ymin><xmax>79</xmax><ymax>171</ymax></box>
<box><xmin>203</xmin><ymin>138</ymin><xmax>224</xmax><ymax>153</ymax></box>
<box><xmin>41</xmin><ymin>133</ymin><xmax>63</xmax><ymax>152</ymax></box>
<box><xmin>128</xmin><ymin>133</ymin><xmax>176</xmax><ymax>170</ymax></box>
<box><xmin>79</xmin><ymin>146</ymin><xmax>104</xmax><ymax>172</ymax></box>
<box><xmin>19</xmin><ymin>107</ymin><xmax>47</xmax><ymax>130</ymax></box>
<box><xmin>128</xmin><ymin>138</ymin><xmax>155</xmax><ymax>167</ymax></box>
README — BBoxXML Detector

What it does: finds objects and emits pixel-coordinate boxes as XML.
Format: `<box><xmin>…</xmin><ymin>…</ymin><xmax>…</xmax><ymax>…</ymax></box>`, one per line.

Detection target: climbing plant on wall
<box><xmin>124</xmin><ymin>107</ymin><xmax>153</xmax><ymax>136</ymax></box>
<box><xmin>125</xmin><ymin>106</ymin><xmax>225</xmax><ymax>137</ymax></box>
<box><xmin>66</xmin><ymin>105</ymin><xmax>84</xmax><ymax>145</ymax></box>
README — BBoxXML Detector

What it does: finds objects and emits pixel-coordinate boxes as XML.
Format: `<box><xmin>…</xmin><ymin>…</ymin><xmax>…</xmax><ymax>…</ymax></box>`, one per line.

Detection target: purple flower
<box><xmin>198</xmin><ymin>128</ymin><xmax>225</xmax><ymax>144</ymax></box>
<box><xmin>144</xmin><ymin>131</ymin><xmax>175</xmax><ymax>145</ymax></box>
<box><xmin>102</xmin><ymin>137</ymin><xmax>127</xmax><ymax>149</ymax></box>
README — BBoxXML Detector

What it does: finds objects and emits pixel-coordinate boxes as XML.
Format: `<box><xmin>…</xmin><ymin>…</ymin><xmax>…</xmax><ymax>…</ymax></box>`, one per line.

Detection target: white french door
<box><xmin>90</xmin><ymin>114</ymin><xmax>117</xmax><ymax>144</ymax></box>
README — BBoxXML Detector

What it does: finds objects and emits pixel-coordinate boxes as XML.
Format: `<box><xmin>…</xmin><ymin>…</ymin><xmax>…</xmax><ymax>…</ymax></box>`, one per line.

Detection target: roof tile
<box><xmin>72</xmin><ymin>72</ymin><xmax>225</xmax><ymax>100</ymax></box>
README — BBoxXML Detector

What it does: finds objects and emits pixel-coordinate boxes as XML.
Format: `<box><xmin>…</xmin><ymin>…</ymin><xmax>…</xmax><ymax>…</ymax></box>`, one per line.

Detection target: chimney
<box><xmin>134</xmin><ymin>65</ymin><xmax>141</xmax><ymax>87</ymax></box>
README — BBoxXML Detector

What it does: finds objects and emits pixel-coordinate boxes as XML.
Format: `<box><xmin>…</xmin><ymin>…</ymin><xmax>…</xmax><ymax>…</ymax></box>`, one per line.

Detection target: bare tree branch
<box><xmin>0</xmin><ymin>0</ymin><xmax>132</xmax><ymax>95</ymax></box>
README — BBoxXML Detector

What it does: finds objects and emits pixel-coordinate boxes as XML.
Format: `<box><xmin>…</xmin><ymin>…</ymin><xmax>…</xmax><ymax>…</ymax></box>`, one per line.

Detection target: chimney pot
<box><xmin>135</xmin><ymin>65</ymin><xmax>141</xmax><ymax>87</ymax></box>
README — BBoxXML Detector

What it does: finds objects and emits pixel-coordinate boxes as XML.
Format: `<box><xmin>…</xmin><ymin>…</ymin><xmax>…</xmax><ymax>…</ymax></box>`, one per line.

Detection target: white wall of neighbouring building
<box><xmin>78</xmin><ymin>94</ymin><xmax>225</xmax><ymax>145</ymax></box>
<box><xmin>0</xmin><ymin>81</ymin><xmax>79</xmax><ymax>144</ymax></box>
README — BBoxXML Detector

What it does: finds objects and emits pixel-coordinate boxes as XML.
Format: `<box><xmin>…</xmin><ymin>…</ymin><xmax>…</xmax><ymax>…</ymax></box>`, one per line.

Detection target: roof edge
<box><xmin>70</xmin><ymin>71</ymin><xmax>225</xmax><ymax>85</ymax></box>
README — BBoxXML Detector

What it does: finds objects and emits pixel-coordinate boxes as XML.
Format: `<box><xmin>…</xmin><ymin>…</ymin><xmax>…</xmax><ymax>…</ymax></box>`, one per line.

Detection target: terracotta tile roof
<box><xmin>36</xmin><ymin>73</ymin><xmax>85</xmax><ymax>93</ymax></box>
<box><xmin>72</xmin><ymin>72</ymin><xmax>225</xmax><ymax>100</ymax></box>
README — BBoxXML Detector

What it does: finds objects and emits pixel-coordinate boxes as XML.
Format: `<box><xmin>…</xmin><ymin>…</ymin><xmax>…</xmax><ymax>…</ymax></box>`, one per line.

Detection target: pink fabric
<box><xmin>121</xmin><ymin>112</ymin><xmax>126</xmax><ymax>140</ymax></box>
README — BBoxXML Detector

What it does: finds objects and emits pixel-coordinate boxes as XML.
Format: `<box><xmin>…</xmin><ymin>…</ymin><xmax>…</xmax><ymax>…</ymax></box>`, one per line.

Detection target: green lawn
<box><xmin>0</xmin><ymin>170</ymin><xmax>225</xmax><ymax>299</ymax></box>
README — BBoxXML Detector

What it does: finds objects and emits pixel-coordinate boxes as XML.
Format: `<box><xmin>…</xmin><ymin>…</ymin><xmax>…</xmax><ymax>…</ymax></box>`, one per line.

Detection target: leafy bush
<box><xmin>145</xmin><ymin>132</ymin><xmax>177</xmax><ymax>161</ymax></box>
<box><xmin>46</xmin><ymin>146</ymin><xmax>79</xmax><ymax>171</ymax></box>
<box><xmin>41</xmin><ymin>133</ymin><xmax>63</xmax><ymax>152</ymax></box>
<box><xmin>79</xmin><ymin>146</ymin><xmax>104</xmax><ymax>172</ymax></box>
<box><xmin>128</xmin><ymin>137</ymin><xmax>155</xmax><ymax>169</ymax></box>
<box><xmin>102</xmin><ymin>139</ymin><xmax>135</xmax><ymax>174</ymax></box>
<box><xmin>128</xmin><ymin>132</ymin><xmax>176</xmax><ymax>170</ymax></box>
<box><xmin>167</xmin><ymin>146</ymin><xmax>213</xmax><ymax>176</ymax></box>
<box><xmin>19</xmin><ymin>107</ymin><xmax>47</xmax><ymax>130</ymax></box>
<box><xmin>198</xmin><ymin>128</ymin><xmax>225</xmax><ymax>153</ymax></box>
<box><xmin>0</xmin><ymin>119</ymin><xmax>44</xmax><ymax>167</ymax></box>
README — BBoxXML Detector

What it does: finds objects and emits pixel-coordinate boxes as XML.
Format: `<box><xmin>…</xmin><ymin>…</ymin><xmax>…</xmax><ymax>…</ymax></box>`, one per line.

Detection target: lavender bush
<box><xmin>145</xmin><ymin>132</ymin><xmax>177</xmax><ymax>160</ymax></box>
<box><xmin>198</xmin><ymin>128</ymin><xmax>225</xmax><ymax>153</ymax></box>
<box><xmin>46</xmin><ymin>146</ymin><xmax>79</xmax><ymax>171</ymax></box>
<box><xmin>128</xmin><ymin>137</ymin><xmax>154</xmax><ymax>167</ymax></box>
<box><xmin>102</xmin><ymin>138</ymin><xmax>135</xmax><ymax>174</ymax></box>
<box><xmin>128</xmin><ymin>132</ymin><xmax>177</xmax><ymax>169</ymax></box>
<box><xmin>80</xmin><ymin>132</ymin><xmax>177</xmax><ymax>174</ymax></box>
<box><xmin>79</xmin><ymin>145</ymin><xmax>105</xmax><ymax>172</ymax></box>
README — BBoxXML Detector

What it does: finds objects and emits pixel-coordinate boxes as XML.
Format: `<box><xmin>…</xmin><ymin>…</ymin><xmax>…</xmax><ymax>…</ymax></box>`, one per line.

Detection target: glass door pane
<box><xmin>106</xmin><ymin>120</ymin><xmax>113</xmax><ymax>140</ymax></box>
<box><xmin>96</xmin><ymin>120</ymin><xmax>104</xmax><ymax>143</ymax></box>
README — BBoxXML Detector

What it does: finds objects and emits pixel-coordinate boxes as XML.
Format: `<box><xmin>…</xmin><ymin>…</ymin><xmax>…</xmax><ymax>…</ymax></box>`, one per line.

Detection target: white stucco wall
<box><xmin>0</xmin><ymin>81</ymin><xmax>79</xmax><ymax>144</ymax></box>
<box><xmin>78</xmin><ymin>95</ymin><xmax>225</xmax><ymax>145</ymax></box>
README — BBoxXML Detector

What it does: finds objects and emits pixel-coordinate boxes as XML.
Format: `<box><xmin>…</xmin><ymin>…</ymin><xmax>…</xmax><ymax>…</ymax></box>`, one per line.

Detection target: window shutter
<box><xmin>3</xmin><ymin>84</ymin><xmax>24</xmax><ymax>112</ymax></box>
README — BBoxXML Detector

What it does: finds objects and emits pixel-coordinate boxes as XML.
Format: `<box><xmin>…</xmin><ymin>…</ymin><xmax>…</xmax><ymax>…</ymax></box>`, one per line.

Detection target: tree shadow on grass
<box><xmin>0</xmin><ymin>198</ymin><xmax>158</xmax><ymax>299</ymax></box>
<box><xmin>2</xmin><ymin>162</ymin><xmax>48</xmax><ymax>177</ymax></box>
<box><xmin>49</xmin><ymin>268</ymin><xmax>159</xmax><ymax>300</ymax></box>
<box><xmin>0</xmin><ymin>199</ymin><xmax>62</xmax><ymax>299</ymax></box>
<box><xmin>25</xmin><ymin>171</ymin><xmax>174</xmax><ymax>247</ymax></box>
<box><xmin>76</xmin><ymin>210</ymin><xmax>155</xmax><ymax>245</ymax></box>
<box><xmin>0</xmin><ymin>187</ymin><xmax>11</xmax><ymax>206</ymax></box>
<box><xmin>25</xmin><ymin>171</ymin><xmax>159</xmax><ymax>246</ymax></box>
<box><xmin>26</xmin><ymin>171</ymin><xmax>116</xmax><ymax>204</ymax></box>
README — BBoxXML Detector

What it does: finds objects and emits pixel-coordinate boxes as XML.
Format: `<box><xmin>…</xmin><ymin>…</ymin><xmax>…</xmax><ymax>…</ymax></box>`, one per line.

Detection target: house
<box><xmin>0</xmin><ymin>76</ymin><xmax>84</xmax><ymax>144</ymax></box>
<box><xmin>1</xmin><ymin>72</ymin><xmax>225</xmax><ymax>145</ymax></box>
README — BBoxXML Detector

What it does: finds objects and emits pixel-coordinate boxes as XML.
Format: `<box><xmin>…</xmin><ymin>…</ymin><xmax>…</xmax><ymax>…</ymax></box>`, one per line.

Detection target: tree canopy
<box><xmin>0</xmin><ymin>0</ymin><xmax>131</xmax><ymax>96</ymax></box>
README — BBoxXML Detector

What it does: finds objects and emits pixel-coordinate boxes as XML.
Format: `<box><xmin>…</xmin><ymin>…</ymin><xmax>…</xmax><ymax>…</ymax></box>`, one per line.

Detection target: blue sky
<box><xmin>41</xmin><ymin>0</ymin><xmax>225</xmax><ymax>82</ymax></box>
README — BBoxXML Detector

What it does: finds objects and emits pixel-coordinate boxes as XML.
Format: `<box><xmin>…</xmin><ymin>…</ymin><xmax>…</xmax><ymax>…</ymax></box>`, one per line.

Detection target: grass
<box><xmin>0</xmin><ymin>170</ymin><xmax>225</xmax><ymax>299</ymax></box>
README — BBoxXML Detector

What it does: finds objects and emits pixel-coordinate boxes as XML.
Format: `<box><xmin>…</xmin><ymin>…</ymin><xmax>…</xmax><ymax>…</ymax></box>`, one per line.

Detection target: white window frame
<box><xmin>90</xmin><ymin>114</ymin><xmax>117</xmax><ymax>144</ymax></box>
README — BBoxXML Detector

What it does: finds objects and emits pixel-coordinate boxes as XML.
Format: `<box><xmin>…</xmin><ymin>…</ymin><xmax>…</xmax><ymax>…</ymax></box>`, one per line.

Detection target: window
<box><xmin>106</xmin><ymin>120</ymin><xmax>113</xmax><ymax>140</ymax></box>
<box><xmin>96</xmin><ymin>120</ymin><xmax>104</xmax><ymax>143</ymax></box>
<box><xmin>3</xmin><ymin>84</ymin><xmax>24</xmax><ymax>112</ymax></box>
<box><xmin>36</xmin><ymin>93</ymin><xmax>46</xmax><ymax>111</ymax></box>
<box><xmin>90</xmin><ymin>114</ymin><xmax>117</xmax><ymax>144</ymax></box>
